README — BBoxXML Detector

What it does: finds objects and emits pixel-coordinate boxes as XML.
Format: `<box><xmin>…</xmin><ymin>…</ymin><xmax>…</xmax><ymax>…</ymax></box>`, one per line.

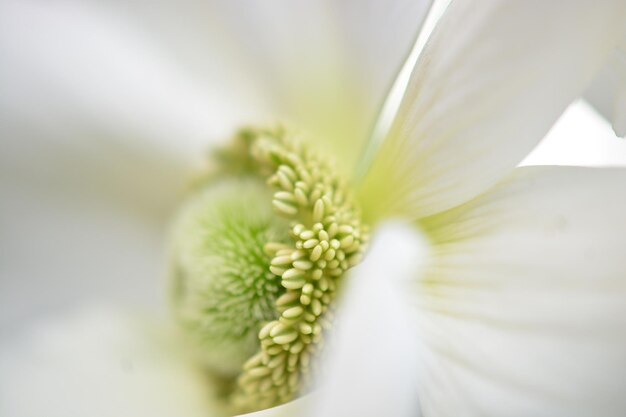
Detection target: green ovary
<box><xmin>170</xmin><ymin>178</ymin><xmax>289</xmax><ymax>376</ymax></box>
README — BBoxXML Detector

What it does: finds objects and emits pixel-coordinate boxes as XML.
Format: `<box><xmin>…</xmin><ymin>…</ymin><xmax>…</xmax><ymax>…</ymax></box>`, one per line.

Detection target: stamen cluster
<box><xmin>233</xmin><ymin>128</ymin><xmax>368</xmax><ymax>411</ymax></box>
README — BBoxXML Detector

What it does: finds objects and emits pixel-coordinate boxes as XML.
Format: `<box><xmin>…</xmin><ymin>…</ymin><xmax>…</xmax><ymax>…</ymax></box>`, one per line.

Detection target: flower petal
<box><xmin>584</xmin><ymin>40</ymin><xmax>626</xmax><ymax>137</ymax></box>
<box><xmin>413</xmin><ymin>166</ymin><xmax>626</xmax><ymax>416</ymax></box>
<box><xmin>0</xmin><ymin>308</ymin><xmax>222</xmax><ymax>417</ymax></box>
<box><xmin>358</xmin><ymin>0</ymin><xmax>626</xmax><ymax>221</ymax></box>
<box><xmin>0</xmin><ymin>0</ymin><xmax>246</xmax><ymax>157</ymax></box>
<box><xmin>102</xmin><ymin>0</ymin><xmax>433</xmax><ymax>172</ymax></box>
<box><xmin>0</xmin><ymin>0</ymin><xmax>219</xmax><ymax>325</ymax></box>
<box><xmin>308</xmin><ymin>222</ymin><xmax>429</xmax><ymax>417</ymax></box>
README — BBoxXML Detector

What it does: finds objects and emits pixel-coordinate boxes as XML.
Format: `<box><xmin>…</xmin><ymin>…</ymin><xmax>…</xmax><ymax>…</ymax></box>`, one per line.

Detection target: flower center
<box><xmin>170</xmin><ymin>177</ymin><xmax>289</xmax><ymax>375</ymax></box>
<box><xmin>170</xmin><ymin>126</ymin><xmax>368</xmax><ymax>413</ymax></box>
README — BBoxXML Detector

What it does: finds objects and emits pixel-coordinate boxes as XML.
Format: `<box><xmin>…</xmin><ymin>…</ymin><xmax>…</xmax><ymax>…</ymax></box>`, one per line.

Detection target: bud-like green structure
<box><xmin>169</xmin><ymin>178</ymin><xmax>289</xmax><ymax>375</ymax></box>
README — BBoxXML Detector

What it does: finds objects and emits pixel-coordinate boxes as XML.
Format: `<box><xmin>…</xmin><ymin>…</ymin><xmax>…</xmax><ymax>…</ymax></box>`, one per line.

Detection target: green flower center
<box><xmin>170</xmin><ymin>178</ymin><xmax>289</xmax><ymax>376</ymax></box>
<box><xmin>170</xmin><ymin>127</ymin><xmax>368</xmax><ymax>413</ymax></box>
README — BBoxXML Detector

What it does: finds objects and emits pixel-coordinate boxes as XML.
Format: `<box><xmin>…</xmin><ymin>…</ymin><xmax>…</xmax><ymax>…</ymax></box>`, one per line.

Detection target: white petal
<box><xmin>108</xmin><ymin>0</ymin><xmax>433</xmax><ymax>172</ymax></box>
<box><xmin>584</xmin><ymin>40</ymin><xmax>626</xmax><ymax>137</ymax></box>
<box><xmin>0</xmin><ymin>130</ymin><xmax>181</xmax><ymax>327</ymax></box>
<box><xmin>0</xmin><ymin>0</ymin><xmax>218</xmax><ymax>324</ymax></box>
<box><xmin>0</xmin><ymin>308</ymin><xmax>221</xmax><ymax>417</ymax></box>
<box><xmin>0</xmin><ymin>0</ymin><xmax>247</xmax><ymax>158</ymax></box>
<box><xmin>0</xmin><ymin>4</ymin><xmax>221</xmax><ymax>321</ymax></box>
<box><xmin>308</xmin><ymin>222</ymin><xmax>430</xmax><ymax>417</ymax></box>
<box><xmin>414</xmin><ymin>166</ymin><xmax>626</xmax><ymax>416</ymax></box>
<box><xmin>359</xmin><ymin>0</ymin><xmax>626</xmax><ymax>220</ymax></box>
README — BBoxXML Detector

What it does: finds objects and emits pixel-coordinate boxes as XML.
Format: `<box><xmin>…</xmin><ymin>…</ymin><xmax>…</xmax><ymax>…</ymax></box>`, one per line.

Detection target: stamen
<box><xmin>230</xmin><ymin>127</ymin><xmax>369</xmax><ymax>411</ymax></box>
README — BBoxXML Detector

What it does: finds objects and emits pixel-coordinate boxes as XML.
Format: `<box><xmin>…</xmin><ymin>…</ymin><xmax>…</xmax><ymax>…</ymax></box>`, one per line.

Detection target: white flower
<box><xmin>1</xmin><ymin>1</ymin><xmax>626</xmax><ymax>417</ymax></box>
